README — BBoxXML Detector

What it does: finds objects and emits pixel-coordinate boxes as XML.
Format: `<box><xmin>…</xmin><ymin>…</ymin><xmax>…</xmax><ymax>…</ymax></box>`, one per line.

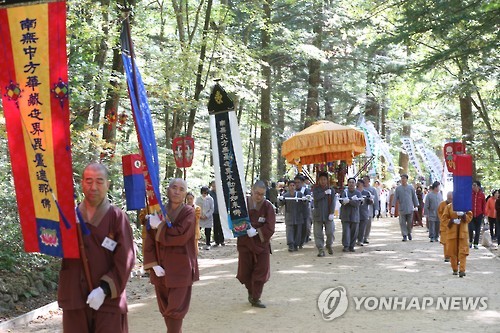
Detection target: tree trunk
<box><xmin>259</xmin><ymin>0</ymin><xmax>272</xmax><ymax>182</ymax></box>
<box><xmin>398</xmin><ymin>111</ymin><xmax>411</xmax><ymax>175</ymax></box>
<box><xmin>304</xmin><ymin>1</ymin><xmax>322</xmax><ymax>128</ymax></box>
<box><xmin>323</xmin><ymin>75</ymin><xmax>333</xmax><ymax>118</ymax></box>
<box><xmin>276</xmin><ymin>66</ymin><xmax>286</xmax><ymax>179</ymax></box>
<box><xmin>187</xmin><ymin>0</ymin><xmax>212</xmax><ymax>138</ymax></box>
<box><xmin>101</xmin><ymin>47</ymin><xmax>123</xmax><ymax>159</ymax></box>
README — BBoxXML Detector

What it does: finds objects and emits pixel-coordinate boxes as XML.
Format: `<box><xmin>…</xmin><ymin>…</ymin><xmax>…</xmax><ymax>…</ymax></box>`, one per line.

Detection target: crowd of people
<box><xmin>57</xmin><ymin>161</ymin><xmax>499</xmax><ymax>332</ymax></box>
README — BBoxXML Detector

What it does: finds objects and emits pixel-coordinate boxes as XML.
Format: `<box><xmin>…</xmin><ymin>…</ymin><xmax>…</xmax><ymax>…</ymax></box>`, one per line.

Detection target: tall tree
<box><xmin>304</xmin><ymin>0</ymin><xmax>323</xmax><ymax>128</ymax></box>
<box><xmin>259</xmin><ymin>0</ymin><xmax>272</xmax><ymax>182</ymax></box>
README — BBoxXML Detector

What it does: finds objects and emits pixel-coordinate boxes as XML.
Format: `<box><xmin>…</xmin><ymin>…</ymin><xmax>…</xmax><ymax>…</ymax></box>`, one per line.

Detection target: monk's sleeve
<box><xmin>143</xmin><ymin>228</ymin><xmax>159</xmax><ymax>270</ymax></box>
<box><xmin>156</xmin><ymin>207</ymin><xmax>195</xmax><ymax>247</ymax></box>
<box><xmin>464</xmin><ymin>211</ymin><xmax>473</xmax><ymax>224</ymax></box>
<box><xmin>257</xmin><ymin>202</ymin><xmax>275</xmax><ymax>243</ymax></box>
<box><xmin>101</xmin><ymin>211</ymin><xmax>135</xmax><ymax>299</ymax></box>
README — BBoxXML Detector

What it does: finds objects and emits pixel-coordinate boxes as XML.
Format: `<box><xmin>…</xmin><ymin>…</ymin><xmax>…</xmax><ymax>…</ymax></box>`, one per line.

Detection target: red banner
<box><xmin>172</xmin><ymin>136</ymin><xmax>195</xmax><ymax>168</ymax></box>
<box><xmin>443</xmin><ymin>141</ymin><xmax>465</xmax><ymax>173</ymax></box>
<box><xmin>0</xmin><ymin>1</ymin><xmax>79</xmax><ymax>258</ymax></box>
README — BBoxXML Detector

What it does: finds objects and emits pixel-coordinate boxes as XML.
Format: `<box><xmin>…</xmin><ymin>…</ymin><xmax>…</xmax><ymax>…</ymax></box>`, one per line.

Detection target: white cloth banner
<box><xmin>357</xmin><ymin>115</ymin><xmax>395</xmax><ymax>174</ymax></box>
<box><xmin>414</xmin><ymin>140</ymin><xmax>444</xmax><ymax>183</ymax></box>
<box><xmin>400</xmin><ymin>137</ymin><xmax>423</xmax><ymax>175</ymax></box>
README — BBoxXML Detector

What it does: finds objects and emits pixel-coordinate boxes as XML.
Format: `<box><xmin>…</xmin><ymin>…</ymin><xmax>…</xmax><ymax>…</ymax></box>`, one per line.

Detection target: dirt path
<box><xmin>5</xmin><ymin>216</ymin><xmax>500</xmax><ymax>333</ymax></box>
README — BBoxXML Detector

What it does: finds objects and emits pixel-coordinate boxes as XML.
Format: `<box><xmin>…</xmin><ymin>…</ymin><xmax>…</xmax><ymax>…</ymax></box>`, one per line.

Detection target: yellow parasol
<box><xmin>281</xmin><ymin>120</ymin><xmax>366</xmax><ymax>166</ymax></box>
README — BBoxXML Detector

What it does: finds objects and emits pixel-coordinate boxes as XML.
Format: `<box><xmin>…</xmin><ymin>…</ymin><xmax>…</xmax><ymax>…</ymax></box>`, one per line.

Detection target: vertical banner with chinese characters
<box><xmin>400</xmin><ymin>137</ymin><xmax>423</xmax><ymax>176</ymax></box>
<box><xmin>0</xmin><ymin>0</ymin><xmax>79</xmax><ymax>258</ymax></box>
<box><xmin>208</xmin><ymin>83</ymin><xmax>250</xmax><ymax>238</ymax></box>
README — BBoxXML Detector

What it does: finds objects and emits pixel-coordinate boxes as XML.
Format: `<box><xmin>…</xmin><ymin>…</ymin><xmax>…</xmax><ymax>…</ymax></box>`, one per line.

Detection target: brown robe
<box><xmin>236</xmin><ymin>198</ymin><xmax>276</xmax><ymax>301</ymax></box>
<box><xmin>438</xmin><ymin>200</ymin><xmax>451</xmax><ymax>259</ymax></box>
<box><xmin>57</xmin><ymin>200</ymin><xmax>135</xmax><ymax>332</ymax></box>
<box><xmin>442</xmin><ymin>204</ymin><xmax>472</xmax><ymax>273</ymax></box>
<box><xmin>144</xmin><ymin>203</ymin><xmax>199</xmax><ymax>323</ymax></box>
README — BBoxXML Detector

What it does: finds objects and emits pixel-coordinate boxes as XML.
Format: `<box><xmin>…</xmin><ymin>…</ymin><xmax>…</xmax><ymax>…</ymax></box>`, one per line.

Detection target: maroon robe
<box><xmin>57</xmin><ymin>200</ymin><xmax>135</xmax><ymax>332</ymax></box>
<box><xmin>144</xmin><ymin>203</ymin><xmax>199</xmax><ymax>324</ymax></box>
<box><xmin>236</xmin><ymin>198</ymin><xmax>276</xmax><ymax>300</ymax></box>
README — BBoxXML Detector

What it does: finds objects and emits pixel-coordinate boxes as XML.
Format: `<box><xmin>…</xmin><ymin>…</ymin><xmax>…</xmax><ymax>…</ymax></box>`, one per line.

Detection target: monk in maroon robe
<box><xmin>237</xmin><ymin>180</ymin><xmax>276</xmax><ymax>308</ymax></box>
<box><xmin>58</xmin><ymin>163</ymin><xmax>135</xmax><ymax>333</ymax></box>
<box><xmin>144</xmin><ymin>178</ymin><xmax>199</xmax><ymax>333</ymax></box>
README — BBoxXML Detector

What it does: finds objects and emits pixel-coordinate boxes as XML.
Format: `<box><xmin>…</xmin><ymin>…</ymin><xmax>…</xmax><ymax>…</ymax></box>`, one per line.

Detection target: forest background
<box><xmin>0</xmin><ymin>0</ymin><xmax>498</xmax><ymax>297</ymax></box>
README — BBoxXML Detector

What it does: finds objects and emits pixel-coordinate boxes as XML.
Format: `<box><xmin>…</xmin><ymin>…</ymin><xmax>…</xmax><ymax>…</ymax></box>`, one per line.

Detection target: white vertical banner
<box><xmin>414</xmin><ymin>139</ymin><xmax>444</xmax><ymax>183</ymax></box>
<box><xmin>400</xmin><ymin>137</ymin><xmax>423</xmax><ymax>175</ymax></box>
<box><xmin>357</xmin><ymin>115</ymin><xmax>396</xmax><ymax>175</ymax></box>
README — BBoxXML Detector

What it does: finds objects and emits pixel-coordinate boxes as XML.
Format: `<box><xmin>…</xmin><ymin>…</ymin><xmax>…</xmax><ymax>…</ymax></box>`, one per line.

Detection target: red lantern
<box><xmin>172</xmin><ymin>136</ymin><xmax>195</xmax><ymax>168</ymax></box>
<box><xmin>443</xmin><ymin>141</ymin><xmax>465</xmax><ymax>173</ymax></box>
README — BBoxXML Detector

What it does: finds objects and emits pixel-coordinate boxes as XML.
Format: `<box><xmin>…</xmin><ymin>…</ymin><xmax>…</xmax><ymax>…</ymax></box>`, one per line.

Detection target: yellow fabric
<box><xmin>281</xmin><ymin>121</ymin><xmax>366</xmax><ymax>165</ymax></box>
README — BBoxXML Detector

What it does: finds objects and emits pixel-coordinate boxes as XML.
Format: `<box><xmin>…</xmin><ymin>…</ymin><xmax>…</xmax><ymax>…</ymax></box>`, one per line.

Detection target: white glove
<box><xmin>247</xmin><ymin>227</ymin><xmax>258</xmax><ymax>238</ymax></box>
<box><xmin>147</xmin><ymin>213</ymin><xmax>162</xmax><ymax>229</ymax></box>
<box><xmin>305</xmin><ymin>195</ymin><xmax>312</xmax><ymax>201</ymax></box>
<box><xmin>86</xmin><ymin>287</ymin><xmax>106</xmax><ymax>310</ymax></box>
<box><xmin>152</xmin><ymin>265</ymin><xmax>165</xmax><ymax>277</ymax></box>
<box><xmin>456</xmin><ymin>211</ymin><xmax>465</xmax><ymax>217</ymax></box>
<box><xmin>453</xmin><ymin>218</ymin><xmax>461</xmax><ymax>224</ymax></box>
<box><xmin>278</xmin><ymin>196</ymin><xmax>284</xmax><ymax>201</ymax></box>
<box><xmin>328</xmin><ymin>214</ymin><xmax>334</xmax><ymax>221</ymax></box>
<box><xmin>413</xmin><ymin>207</ymin><xmax>418</xmax><ymax>212</ymax></box>
<box><xmin>351</xmin><ymin>195</ymin><xmax>358</xmax><ymax>201</ymax></box>
<box><xmin>342</xmin><ymin>197</ymin><xmax>350</xmax><ymax>204</ymax></box>
<box><xmin>375</xmin><ymin>210</ymin><xmax>379</xmax><ymax>216</ymax></box>
<box><xmin>325</xmin><ymin>189</ymin><xmax>332</xmax><ymax>195</ymax></box>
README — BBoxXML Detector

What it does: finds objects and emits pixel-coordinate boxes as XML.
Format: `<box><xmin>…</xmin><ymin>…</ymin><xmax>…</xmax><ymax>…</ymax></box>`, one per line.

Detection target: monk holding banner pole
<box><xmin>58</xmin><ymin>163</ymin><xmax>135</xmax><ymax>332</ymax></box>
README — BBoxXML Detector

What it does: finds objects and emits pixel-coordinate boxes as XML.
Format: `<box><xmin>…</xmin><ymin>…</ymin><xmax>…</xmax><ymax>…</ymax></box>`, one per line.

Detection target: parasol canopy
<box><xmin>281</xmin><ymin>120</ymin><xmax>366</xmax><ymax>166</ymax></box>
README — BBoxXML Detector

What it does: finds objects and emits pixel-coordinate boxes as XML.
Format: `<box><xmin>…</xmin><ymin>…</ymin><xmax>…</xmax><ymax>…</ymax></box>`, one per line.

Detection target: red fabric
<box><xmin>58</xmin><ymin>204</ymin><xmax>135</xmax><ymax>314</ymax></box>
<box><xmin>144</xmin><ymin>204</ymin><xmax>199</xmax><ymax>288</ymax></box>
<box><xmin>472</xmin><ymin>190</ymin><xmax>486</xmax><ymax>217</ymax></box>
<box><xmin>62</xmin><ymin>307</ymin><xmax>128</xmax><ymax>333</ymax></box>
<box><xmin>236</xmin><ymin>199</ymin><xmax>276</xmax><ymax>300</ymax></box>
<box><xmin>453</xmin><ymin>154</ymin><xmax>473</xmax><ymax>176</ymax></box>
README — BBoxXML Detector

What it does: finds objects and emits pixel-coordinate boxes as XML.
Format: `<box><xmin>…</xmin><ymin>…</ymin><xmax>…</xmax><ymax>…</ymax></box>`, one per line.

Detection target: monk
<box><xmin>58</xmin><ymin>162</ymin><xmax>135</xmax><ymax>333</ymax></box>
<box><xmin>144</xmin><ymin>178</ymin><xmax>199</xmax><ymax>332</ymax></box>
<box><xmin>237</xmin><ymin>180</ymin><xmax>276</xmax><ymax>308</ymax></box>
<box><xmin>442</xmin><ymin>203</ymin><xmax>472</xmax><ymax>277</ymax></box>
<box><xmin>438</xmin><ymin>192</ymin><xmax>453</xmax><ymax>262</ymax></box>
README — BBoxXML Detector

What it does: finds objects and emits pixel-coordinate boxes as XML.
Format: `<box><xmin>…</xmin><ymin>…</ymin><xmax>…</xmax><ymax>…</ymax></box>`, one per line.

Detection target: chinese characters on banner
<box><xmin>209</xmin><ymin>83</ymin><xmax>251</xmax><ymax>238</ymax></box>
<box><xmin>400</xmin><ymin>137</ymin><xmax>423</xmax><ymax>176</ymax></box>
<box><xmin>0</xmin><ymin>1</ymin><xmax>78</xmax><ymax>258</ymax></box>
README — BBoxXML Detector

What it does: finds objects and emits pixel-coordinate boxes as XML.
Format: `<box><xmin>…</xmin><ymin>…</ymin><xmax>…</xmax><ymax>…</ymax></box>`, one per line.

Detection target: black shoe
<box><xmin>327</xmin><ymin>246</ymin><xmax>333</xmax><ymax>255</ymax></box>
<box><xmin>221</xmin><ymin>243</ymin><xmax>226</xmax><ymax>246</ymax></box>
<box><xmin>444</xmin><ymin>258</ymin><xmax>450</xmax><ymax>262</ymax></box>
<box><xmin>213</xmin><ymin>243</ymin><xmax>219</xmax><ymax>247</ymax></box>
<box><xmin>349</xmin><ymin>248</ymin><xmax>355</xmax><ymax>252</ymax></box>
<box><xmin>430</xmin><ymin>239</ymin><xmax>434</xmax><ymax>242</ymax></box>
<box><xmin>408</xmin><ymin>234</ymin><xmax>412</xmax><ymax>240</ymax></box>
<box><xmin>363</xmin><ymin>240</ymin><xmax>369</xmax><ymax>244</ymax></box>
<box><xmin>248</xmin><ymin>295</ymin><xmax>253</xmax><ymax>304</ymax></box>
<box><xmin>453</xmin><ymin>271</ymin><xmax>458</xmax><ymax>275</ymax></box>
<box><xmin>293</xmin><ymin>246</ymin><xmax>298</xmax><ymax>252</ymax></box>
<box><xmin>251</xmin><ymin>299</ymin><xmax>266</xmax><ymax>308</ymax></box>
<box><xmin>342</xmin><ymin>247</ymin><xmax>349</xmax><ymax>252</ymax></box>
<box><xmin>459</xmin><ymin>272</ymin><xmax>466</xmax><ymax>278</ymax></box>
<box><xmin>402</xmin><ymin>236</ymin><xmax>407</xmax><ymax>242</ymax></box>
<box><xmin>288</xmin><ymin>246</ymin><xmax>294</xmax><ymax>252</ymax></box>
<box><xmin>317</xmin><ymin>250</ymin><xmax>325</xmax><ymax>257</ymax></box>
<box><xmin>299</xmin><ymin>245</ymin><xmax>303</xmax><ymax>249</ymax></box>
